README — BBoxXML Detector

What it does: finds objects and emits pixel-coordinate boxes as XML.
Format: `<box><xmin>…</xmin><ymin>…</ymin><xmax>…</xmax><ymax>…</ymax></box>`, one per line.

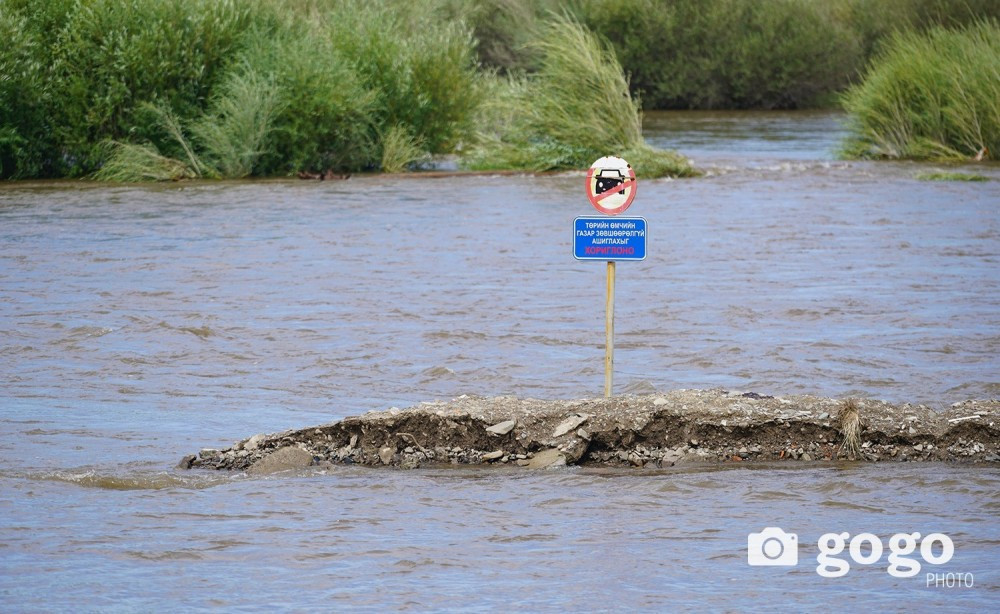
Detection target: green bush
<box><xmin>325</xmin><ymin>1</ymin><xmax>485</xmax><ymax>156</ymax></box>
<box><xmin>446</xmin><ymin>0</ymin><xmax>1000</xmax><ymax>111</ymax></box>
<box><xmin>80</xmin><ymin>0</ymin><xmax>487</xmax><ymax>178</ymax></box>
<box><xmin>238</xmin><ymin>14</ymin><xmax>377</xmax><ymax>174</ymax></box>
<box><xmin>0</xmin><ymin>10</ymin><xmax>52</xmax><ymax>178</ymax></box>
<box><xmin>49</xmin><ymin>0</ymin><xmax>253</xmax><ymax>174</ymax></box>
<box><xmin>841</xmin><ymin>20</ymin><xmax>1000</xmax><ymax>160</ymax></box>
<box><xmin>239</xmin><ymin>0</ymin><xmax>485</xmax><ymax>174</ymax></box>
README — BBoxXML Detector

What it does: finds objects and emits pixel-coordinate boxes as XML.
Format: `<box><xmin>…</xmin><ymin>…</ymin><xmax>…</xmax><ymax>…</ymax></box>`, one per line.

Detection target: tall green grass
<box><xmin>94</xmin><ymin>141</ymin><xmax>200</xmax><ymax>182</ymax></box>
<box><xmin>191</xmin><ymin>68</ymin><xmax>283</xmax><ymax>178</ymax></box>
<box><xmin>841</xmin><ymin>20</ymin><xmax>1000</xmax><ymax>160</ymax></box>
<box><xmin>95</xmin><ymin>67</ymin><xmax>283</xmax><ymax>182</ymax></box>
<box><xmin>380</xmin><ymin>125</ymin><xmax>428</xmax><ymax>174</ymax></box>
<box><xmin>464</xmin><ymin>17</ymin><xmax>695</xmax><ymax>178</ymax></box>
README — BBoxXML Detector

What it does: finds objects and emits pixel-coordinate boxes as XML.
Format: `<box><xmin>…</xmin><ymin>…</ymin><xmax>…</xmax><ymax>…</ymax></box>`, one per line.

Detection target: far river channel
<box><xmin>2</xmin><ymin>111</ymin><xmax>998</xmax><ymax>610</ymax></box>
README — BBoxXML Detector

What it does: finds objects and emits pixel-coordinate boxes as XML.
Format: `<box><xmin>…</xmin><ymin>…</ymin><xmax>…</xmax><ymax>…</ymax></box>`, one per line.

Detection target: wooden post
<box><xmin>604</xmin><ymin>260</ymin><xmax>615</xmax><ymax>398</ymax></box>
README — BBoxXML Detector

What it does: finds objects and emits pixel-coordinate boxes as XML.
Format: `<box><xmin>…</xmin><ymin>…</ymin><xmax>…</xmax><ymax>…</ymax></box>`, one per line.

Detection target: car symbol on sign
<box><xmin>595</xmin><ymin>168</ymin><xmax>626</xmax><ymax>195</ymax></box>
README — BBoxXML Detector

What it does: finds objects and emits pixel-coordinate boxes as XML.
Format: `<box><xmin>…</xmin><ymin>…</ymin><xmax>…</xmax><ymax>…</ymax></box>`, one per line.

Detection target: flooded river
<box><xmin>2</xmin><ymin>111</ymin><xmax>998</xmax><ymax>609</ymax></box>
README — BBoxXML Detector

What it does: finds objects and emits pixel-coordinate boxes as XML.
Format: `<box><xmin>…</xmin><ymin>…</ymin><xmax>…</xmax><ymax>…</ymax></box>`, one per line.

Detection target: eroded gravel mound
<box><xmin>181</xmin><ymin>390</ymin><xmax>1000</xmax><ymax>473</ymax></box>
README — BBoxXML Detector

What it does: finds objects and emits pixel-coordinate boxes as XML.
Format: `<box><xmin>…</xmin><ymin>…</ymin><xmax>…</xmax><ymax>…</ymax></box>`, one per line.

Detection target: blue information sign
<box><xmin>573</xmin><ymin>216</ymin><xmax>647</xmax><ymax>261</ymax></box>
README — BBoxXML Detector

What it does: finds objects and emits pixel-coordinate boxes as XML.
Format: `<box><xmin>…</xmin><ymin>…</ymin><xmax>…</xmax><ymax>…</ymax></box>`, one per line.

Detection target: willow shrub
<box><xmin>0</xmin><ymin>11</ymin><xmax>50</xmax><ymax>178</ymax></box>
<box><xmin>432</xmin><ymin>0</ymin><xmax>560</xmax><ymax>73</ymax></box>
<box><xmin>0</xmin><ymin>0</ymin><xmax>83</xmax><ymax>177</ymax></box>
<box><xmin>841</xmin><ymin>21</ymin><xmax>1000</xmax><ymax>160</ymax></box>
<box><xmin>237</xmin><ymin>13</ymin><xmax>377</xmax><ymax>175</ymax></box>
<box><xmin>242</xmin><ymin>1</ymin><xmax>484</xmax><ymax>174</ymax></box>
<box><xmin>324</xmin><ymin>1</ymin><xmax>485</xmax><ymax>158</ymax></box>
<box><xmin>463</xmin><ymin>17</ymin><xmax>695</xmax><ymax>178</ymax></box>
<box><xmin>843</xmin><ymin>0</ymin><xmax>1000</xmax><ymax>61</ymax></box>
<box><xmin>577</xmin><ymin>0</ymin><xmax>861</xmax><ymax>110</ymax></box>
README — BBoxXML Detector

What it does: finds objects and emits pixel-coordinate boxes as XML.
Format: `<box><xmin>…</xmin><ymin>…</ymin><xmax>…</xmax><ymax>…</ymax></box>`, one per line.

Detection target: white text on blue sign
<box><xmin>573</xmin><ymin>217</ymin><xmax>647</xmax><ymax>261</ymax></box>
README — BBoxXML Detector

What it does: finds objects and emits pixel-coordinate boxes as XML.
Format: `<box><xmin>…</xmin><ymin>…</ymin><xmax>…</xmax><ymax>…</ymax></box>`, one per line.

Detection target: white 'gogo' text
<box><xmin>816</xmin><ymin>532</ymin><xmax>954</xmax><ymax>578</ymax></box>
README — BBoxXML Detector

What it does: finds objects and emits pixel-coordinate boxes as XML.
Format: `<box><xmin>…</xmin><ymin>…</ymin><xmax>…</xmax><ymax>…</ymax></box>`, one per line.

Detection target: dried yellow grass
<box><xmin>837</xmin><ymin>398</ymin><xmax>863</xmax><ymax>460</ymax></box>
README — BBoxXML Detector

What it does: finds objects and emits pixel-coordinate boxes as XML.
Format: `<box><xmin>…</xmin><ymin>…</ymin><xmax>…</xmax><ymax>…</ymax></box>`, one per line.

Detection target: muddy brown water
<box><xmin>1</xmin><ymin>111</ymin><xmax>998</xmax><ymax>609</ymax></box>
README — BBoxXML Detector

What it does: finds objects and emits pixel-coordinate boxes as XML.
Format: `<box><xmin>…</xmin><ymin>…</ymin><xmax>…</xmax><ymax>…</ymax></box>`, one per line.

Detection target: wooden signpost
<box><xmin>605</xmin><ymin>258</ymin><xmax>615</xmax><ymax>398</ymax></box>
<box><xmin>574</xmin><ymin>156</ymin><xmax>646</xmax><ymax>398</ymax></box>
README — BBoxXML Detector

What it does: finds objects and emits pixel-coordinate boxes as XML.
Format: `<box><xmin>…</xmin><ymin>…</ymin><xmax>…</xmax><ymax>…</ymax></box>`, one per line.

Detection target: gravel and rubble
<box><xmin>181</xmin><ymin>389</ymin><xmax>1000</xmax><ymax>474</ymax></box>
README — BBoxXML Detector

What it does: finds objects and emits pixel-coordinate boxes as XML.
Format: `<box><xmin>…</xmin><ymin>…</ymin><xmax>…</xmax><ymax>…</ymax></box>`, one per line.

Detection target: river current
<box><xmin>1</xmin><ymin>111</ymin><xmax>998</xmax><ymax>610</ymax></box>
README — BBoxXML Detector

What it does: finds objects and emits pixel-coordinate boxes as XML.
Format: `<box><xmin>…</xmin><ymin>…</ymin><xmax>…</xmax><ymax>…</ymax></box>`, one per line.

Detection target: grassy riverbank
<box><xmin>1</xmin><ymin>0</ymin><xmax>996</xmax><ymax>179</ymax></box>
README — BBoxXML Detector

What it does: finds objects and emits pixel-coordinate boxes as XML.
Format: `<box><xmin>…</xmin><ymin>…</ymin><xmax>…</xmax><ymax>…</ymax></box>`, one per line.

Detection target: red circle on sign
<box><xmin>586</xmin><ymin>165</ymin><xmax>636</xmax><ymax>215</ymax></box>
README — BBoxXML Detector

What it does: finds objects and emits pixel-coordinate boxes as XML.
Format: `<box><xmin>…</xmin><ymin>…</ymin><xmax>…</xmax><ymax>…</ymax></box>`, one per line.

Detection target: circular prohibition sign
<box><xmin>585</xmin><ymin>156</ymin><xmax>636</xmax><ymax>215</ymax></box>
